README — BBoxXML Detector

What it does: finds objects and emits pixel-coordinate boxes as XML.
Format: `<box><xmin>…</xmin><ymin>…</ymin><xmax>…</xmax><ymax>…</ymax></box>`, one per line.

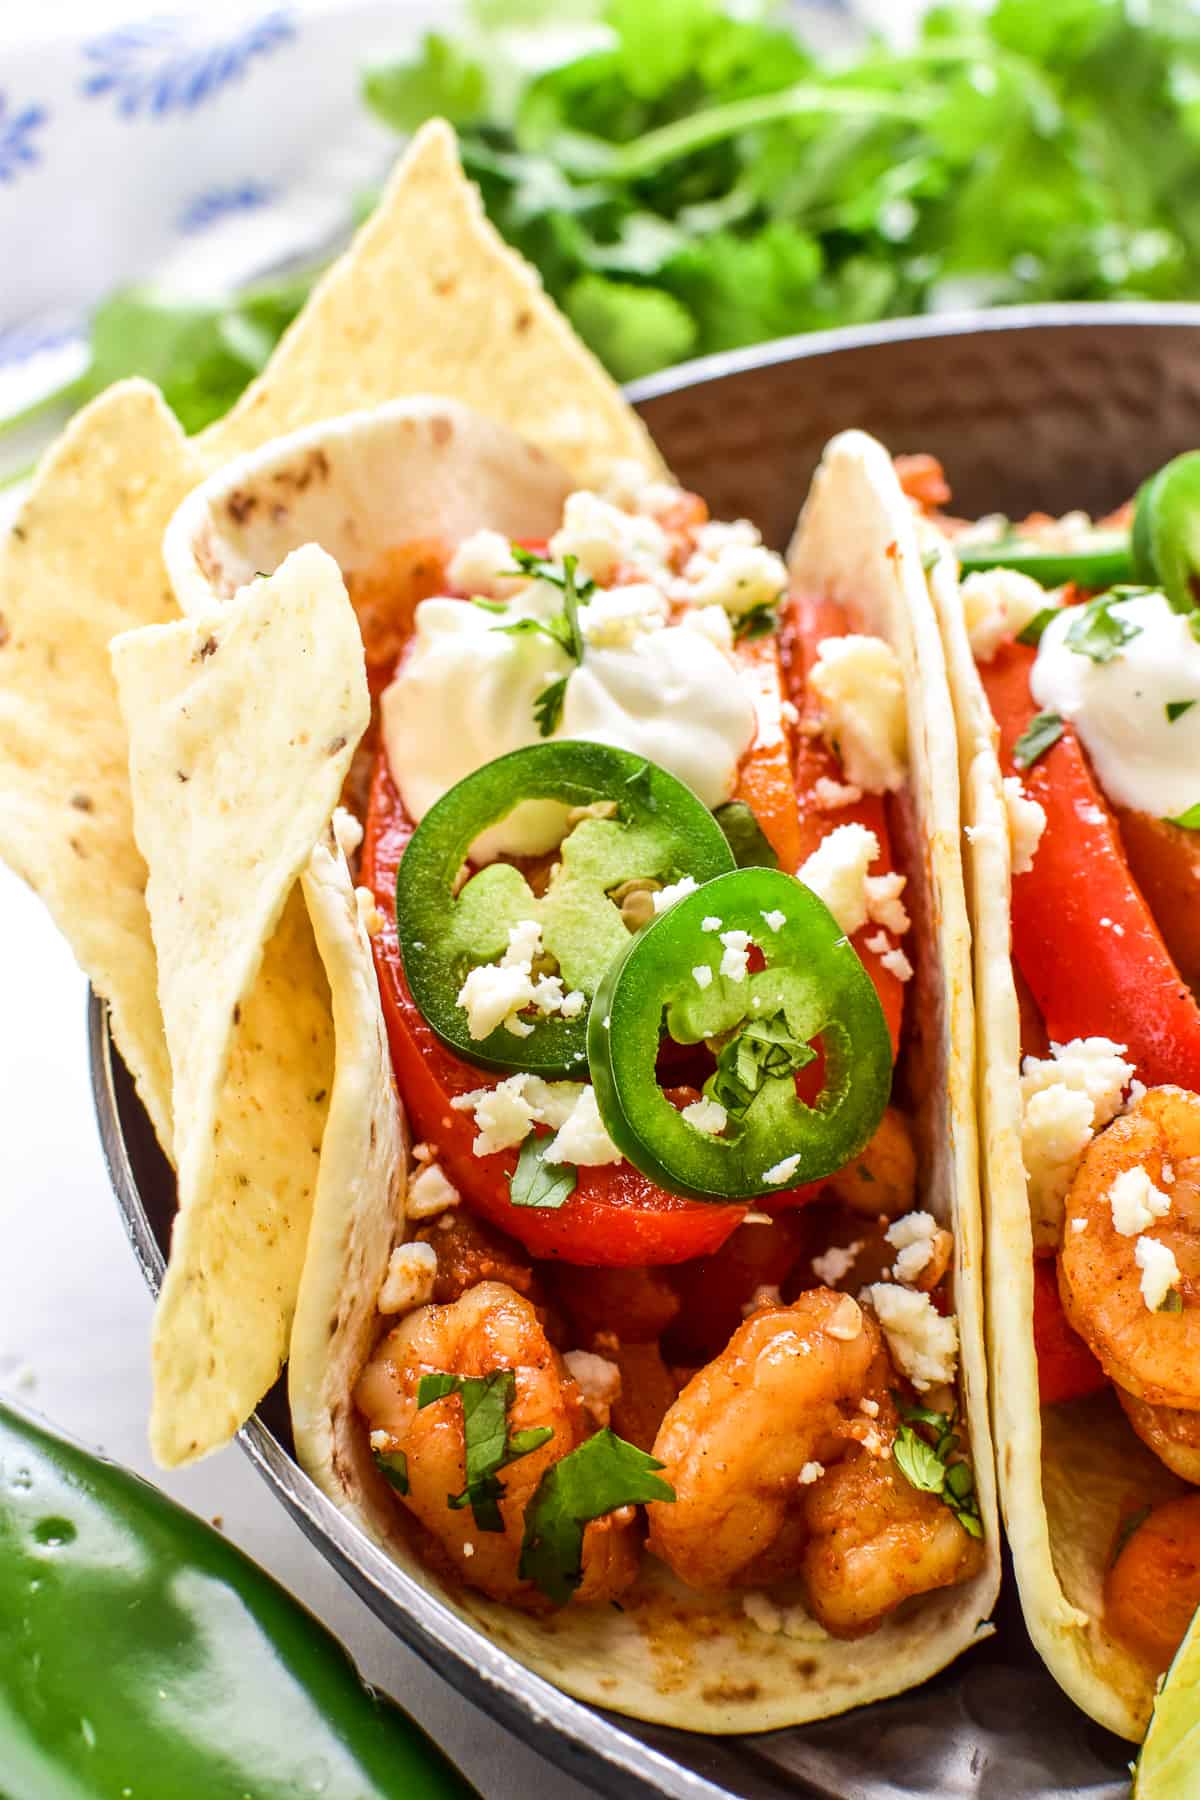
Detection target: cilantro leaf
<box><xmin>533</xmin><ymin>676</ymin><xmax>570</xmax><ymax>739</ymax></box>
<box><xmin>709</xmin><ymin>1010</ymin><xmax>815</xmax><ymax>1121</ymax></box>
<box><xmin>363</xmin><ymin>35</ymin><xmax>487</xmax><ymax>134</ymax></box>
<box><xmin>1012</xmin><ymin>710</ymin><xmax>1064</xmax><ymax>771</ymax></box>
<box><xmin>494</xmin><ymin>548</ymin><xmax>591</xmax><ymax>735</ymax></box>
<box><xmin>1159</xmin><ymin>1287</ymin><xmax>1185</xmax><ymax>1314</ymax></box>
<box><xmin>564</xmin><ymin>275</ymin><xmax>698</xmax><ymax>384</ymax></box>
<box><xmin>509</xmin><ymin>1132</ymin><xmax>578</xmax><ymax>1209</ymax></box>
<box><xmin>1064</xmin><ymin>594</ymin><xmax>1143</xmax><ymax>664</ymax></box>
<box><xmin>1016</xmin><ymin>607</ymin><xmax>1061</xmax><ymax>647</ymax></box>
<box><xmin>1166</xmin><ymin>701</ymin><xmax>1196</xmax><ymax>723</ymax></box>
<box><xmin>373</xmin><ymin>1448</ymin><xmax>409</xmax><ymax>1493</ymax></box>
<box><xmin>1166</xmin><ymin>803</ymin><xmax>1200</xmax><ymax>831</ymax></box>
<box><xmin>893</xmin><ymin>1405</ymin><xmax>983</xmax><ymax>1538</ymax></box>
<box><xmin>417</xmin><ymin>1369</ymin><xmax>554</xmax><ymax>1531</ymax></box>
<box><xmin>520</xmin><ymin>1428</ymin><xmax>675</xmax><ymax>1605</ymax></box>
<box><xmin>733</xmin><ymin>599</ymin><xmax>780</xmax><ymax>643</ymax></box>
<box><xmin>893</xmin><ymin>1425</ymin><xmax>946</xmax><ymax>1494</ymax></box>
<box><xmin>713</xmin><ymin>800</ymin><xmax>778</xmax><ymax>870</ymax></box>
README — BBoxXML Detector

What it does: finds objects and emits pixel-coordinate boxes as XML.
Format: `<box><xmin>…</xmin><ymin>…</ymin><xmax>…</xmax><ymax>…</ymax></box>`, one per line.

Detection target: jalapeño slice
<box><xmin>956</xmin><ymin>531</ymin><xmax>1132</xmax><ymax>591</ymax></box>
<box><xmin>395</xmin><ymin>742</ymin><xmax>735</xmax><ymax>1078</ymax></box>
<box><xmin>587</xmin><ymin>867</ymin><xmax>892</xmax><ymax>1201</ymax></box>
<box><xmin>1132</xmin><ymin>451</ymin><xmax>1200</xmax><ymax>615</ymax></box>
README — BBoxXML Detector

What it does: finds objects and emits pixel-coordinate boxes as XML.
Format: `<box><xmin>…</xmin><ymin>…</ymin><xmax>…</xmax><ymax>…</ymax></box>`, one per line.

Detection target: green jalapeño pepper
<box><xmin>587</xmin><ymin>867</ymin><xmax>892</xmax><ymax>1201</ymax></box>
<box><xmin>1133</xmin><ymin>450</ymin><xmax>1200</xmax><ymax>614</ymax></box>
<box><xmin>956</xmin><ymin>529</ymin><xmax>1132</xmax><ymax>591</ymax></box>
<box><xmin>395</xmin><ymin>743</ymin><xmax>734</xmax><ymax>1079</ymax></box>
<box><xmin>0</xmin><ymin>1398</ymin><xmax>476</xmax><ymax>1800</ymax></box>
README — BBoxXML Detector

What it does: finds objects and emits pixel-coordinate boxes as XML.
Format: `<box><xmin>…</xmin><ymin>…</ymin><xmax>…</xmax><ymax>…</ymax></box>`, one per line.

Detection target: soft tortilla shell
<box><xmin>0</xmin><ymin>380</ymin><xmax>205</xmax><ymax>1152</ymax></box>
<box><xmin>925</xmin><ymin>533</ymin><xmax>1174</xmax><ymax>1739</ymax></box>
<box><xmin>292</xmin><ymin>431</ymin><xmax>1000</xmax><ymax>1730</ymax></box>
<box><xmin>112</xmin><ymin>547</ymin><xmax>368</xmax><ymax>1465</ymax></box>
<box><xmin>198</xmin><ymin>120</ymin><xmax>664</xmax><ymax>491</ymax></box>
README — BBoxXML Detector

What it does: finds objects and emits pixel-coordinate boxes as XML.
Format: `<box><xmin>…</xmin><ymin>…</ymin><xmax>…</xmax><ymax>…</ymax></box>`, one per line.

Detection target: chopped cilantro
<box><xmin>713</xmin><ymin>799</ymin><xmax>778</xmax><ymax>869</ymax></box>
<box><xmin>1166</xmin><ymin>803</ymin><xmax>1200</xmax><ymax>831</ymax></box>
<box><xmin>1064</xmin><ymin>594</ymin><xmax>1144</xmax><ymax>664</ymax></box>
<box><xmin>492</xmin><ymin>548</ymin><xmax>592</xmax><ymax>736</ymax></box>
<box><xmin>519</xmin><ymin>1428</ymin><xmax>674</xmax><ymax>1605</ymax></box>
<box><xmin>532</xmin><ymin>675</ymin><xmax>570</xmax><ymax>739</ymax></box>
<box><xmin>417</xmin><ymin>1369</ymin><xmax>553</xmax><ymax>1531</ymax></box>
<box><xmin>509</xmin><ymin>1132</ymin><xmax>577</xmax><ymax>1210</ymax></box>
<box><xmin>470</xmin><ymin>595</ymin><xmax>509</xmax><ymax>614</ymax></box>
<box><xmin>1159</xmin><ymin>1287</ymin><xmax>1184</xmax><ymax>1314</ymax></box>
<box><xmin>1016</xmin><ymin>607</ymin><xmax>1060</xmax><ymax>647</ymax></box>
<box><xmin>893</xmin><ymin>1397</ymin><xmax>983</xmax><ymax>1539</ymax></box>
<box><xmin>709</xmin><ymin>1011</ymin><xmax>815</xmax><ymax>1121</ymax></box>
<box><xmin>733</xmin><ymin>598</ymin><xmax>780</xmax><ymax>643</ymax></box>
<box><xmin>1012</xmin><ymin>710</ymin><xmax>1064</xmax><ymax>771</ymax></box>
<box><xmin>373</xmin><ymin>1447</ymin><xmax>410</xmax><ymax>1494</ymax></box>
<box><xmin>1166</xmin><ymin>701</ymin><xmax>1196</xmax><ymax>723</ymax></box>
<box><xmin>921</xmin><ymin>547</ymin><xmax>941</xmax><ymax>573</ymax></box>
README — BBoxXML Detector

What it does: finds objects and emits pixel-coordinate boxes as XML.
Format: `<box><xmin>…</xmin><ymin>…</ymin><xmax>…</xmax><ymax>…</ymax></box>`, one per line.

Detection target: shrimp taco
<box><xmin>918</xmin><ymin>456</ymin><xmax>1200</xmax><ymax>1739</ymax></box>
<box><xmin>0</xmin><ymin>122</ymin><xmax>997</xmax><ymax>1731</ymax></box>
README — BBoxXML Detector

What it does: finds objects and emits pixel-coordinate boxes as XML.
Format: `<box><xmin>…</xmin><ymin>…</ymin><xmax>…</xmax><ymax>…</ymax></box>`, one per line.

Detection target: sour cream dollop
<box><xmin>381</xmin><ymin>585</ymin><xmax>756</xmax><ymax>860</ymax></box>
<box><xmin>1031</xmin><ymin>590</ymin><xmax>1200</xmax><ymax>819</ymax></box>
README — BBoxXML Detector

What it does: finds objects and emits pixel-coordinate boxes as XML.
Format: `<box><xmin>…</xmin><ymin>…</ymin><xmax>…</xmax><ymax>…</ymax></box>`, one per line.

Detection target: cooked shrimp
<box><xmin>355</xmin><ymin>1280</ymin><xmax>639</xmax><ymax>1608</ymax></box>
<box><xmin>802</xmin><ymin>1441</ymin><xmax>983</xmax><ymax>1638</ymax></box>
<box><xmin>646</xmin><ymin>1286</ymin><xmax>980</xmax><ymax>1625</ymax></box>
<box><xmin>827</xmin><ymin>1107</ymin><xmax>917</xmax><ymax>1219</ymax></box>
<box><xmin>1118</xmin><ymin>1389</ymin><xmax>1200</xmax><ymax>1485</ymax></box>
<box><xmin>1059</xmin><ymin>1086</ymin><xmax>1200</xmax><ymax>1408</ymax></box>
<box><xmin>1105</xmin><ymin>1495</ymin><xmax>1200</xmax><ymax>1672</ymax></box>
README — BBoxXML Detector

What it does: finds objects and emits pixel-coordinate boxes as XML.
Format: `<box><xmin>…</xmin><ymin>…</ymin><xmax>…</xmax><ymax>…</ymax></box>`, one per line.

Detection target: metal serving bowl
<box><xmin>92</xmin><ymin>303</ymin><xmax>1200</xmax><ymax>1800</ymax></box>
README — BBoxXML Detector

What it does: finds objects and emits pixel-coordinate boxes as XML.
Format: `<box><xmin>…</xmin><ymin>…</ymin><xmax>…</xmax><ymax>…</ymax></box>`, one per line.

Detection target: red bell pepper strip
<box><xmin>1032</xmin><ymin>1256</ymin><xmax>1108</xmax><ymax>1406</ymax></box>
<box><xmin>980</xmin><ymin>641</ymin><xmax>1200</xmax><ymax>1092</ymax></box>
<box><xmin>363</xmin><ymin>753</ymin><xmax>748</xmax><ymax>1265</ymax></box>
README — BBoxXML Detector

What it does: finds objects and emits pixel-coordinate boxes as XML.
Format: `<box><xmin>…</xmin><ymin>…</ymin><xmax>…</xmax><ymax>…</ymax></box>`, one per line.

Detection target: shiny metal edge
<box><xmin>87</xmin><ymin>990</ymin><xmax>738</xmax><ymax>1800</ymax></box>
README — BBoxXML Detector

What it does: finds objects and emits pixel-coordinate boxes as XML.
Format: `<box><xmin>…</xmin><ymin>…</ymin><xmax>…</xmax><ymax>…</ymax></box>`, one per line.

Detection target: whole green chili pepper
<box><xmin>0</xmin><ymin>1398</ymin><xmax>477</xmax><ymax>1800</ymax></box>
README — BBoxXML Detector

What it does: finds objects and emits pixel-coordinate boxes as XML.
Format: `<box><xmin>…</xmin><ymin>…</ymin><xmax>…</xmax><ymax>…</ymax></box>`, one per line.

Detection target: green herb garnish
<box><xmin>519</xmin><ymin>1428</ymin><xmax>674</xmax><ymax>1605</ymax></box>
<box><xmin>1064</xmin><ymin>594</ymin><xmax>1144</xmax><ymax>664</ymax></box>
<box><xmin>1012</xmin><ymin>710</ymin><xmax>1064</xmax><ymax>771</ymax></box>
<box><xmin>733</xmin><ymin>598</ymin><xmax>781</xmax><ymax>643</ymax></box>
<box><xmin>713</xmin><ymin>799</ymin><xmax>778</xmax><ymax>870</ymax></box>
<box><xmin>893</xmin><ymin>1397</ymin><xmax>983</xmax><ymax>1539</ymax></box>
<box><xmin>494</xmin><ymin>549</ymin><xmax>592</xmax><ymax>737</ymax></box>
<box><xmin>509</xmin><ymin>1132</ymin><xmax>578</xmax><ymax>1210</ymax></box>
<box><xmin>1166</xmin><ymin>803</ymin><xmax>1200</xmax><ymax>831</ymax></box>
<box><xmin>1167</xmin><ymin>701</ymin><xmax>1196</xmax><ymax>723</ymax></box>
<box><xmin>1159</xmin><ymin>1288</ymin><xmax>1185</xmax><ymax>1314</ymax></box>
<box><xmin>417</xmin><ymin>1369</ymin><xmax>553</xmax><ymax>1531</ymax></box>
<box><xmin>708</xmin><ymin>1011</ymin><xmax>815</xmax><ymax>1122</ymax></box>
<box><xmin>372</xmin><ymin>1448</ymin><xmax>410</xmax><ymax>1494</ymax></box>
<box><xmin>1016</xmin><ymin>607</ymin><xmax>1060</xmax><ymax>647</ymax></box>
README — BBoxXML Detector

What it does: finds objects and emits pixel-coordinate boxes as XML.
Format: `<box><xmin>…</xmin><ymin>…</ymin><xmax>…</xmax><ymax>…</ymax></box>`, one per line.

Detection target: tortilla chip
<box><xmin>111</xmin><ymin>547</ymin><xmax>369</xmax><ymax>1464</ymax></box>
<box><xmin>289</xmin><ymin>816</ymin><xmax>406</xmax><ymax>1517</ymax></box>
<box><xmin>0</xmin><ymin>380</ymin><xmax>205</xmax><ymax>1151</ymax></box>
<box><xmin>198</xmin><ymin>120</ymin><xmax>664</xmax><ymax>489</ymax></box>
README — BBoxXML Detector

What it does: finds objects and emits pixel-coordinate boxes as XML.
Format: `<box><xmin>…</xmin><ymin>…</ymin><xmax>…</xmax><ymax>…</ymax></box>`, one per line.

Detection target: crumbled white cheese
<box><xmin>452</xmin><ymin>1073</ymin><xmax>584</xmax><ymax>1156</ymax></box>
<box><xmin>682</xmin><ymin>1096</ymin><xmax>728</xmax><ymax>1135</ymax></box>
<box><xmin>865</xmin><ymin>1284</ymin><xmax>958</xmax><ymax>1391</ymax></box>
<box><xmin>378</xmin><ymin>1241</ymin><xmax>438</xmax><ymax>1315</ymax></box>
<box><xmin>763</xmin><ymin>1153</ymin><xmax>803</xmax><ymax>1185</ymax></box>
<box><xmin>1107</xmin><ymin>1166</ymin><xmax>1172</xmax><ymax>1237</ymax></box>
<box><xmin>564</xmin><ymin>1349</ymin><xmax>622</xmax><ymax>1425</ymax></box>
<box><xmin>680</xmin><ymin>520</ymin><xmax>787</xmax><ymax>619</ymax></box>
<box><xmin>719</xmin><ymin>927</ymin><xmax>753</xmax><ymax>982</ymax></box>
<box><xmin>653</xmin><ymin>874</ymin><xmax>698</xmax><ymax>914</ymax></box>
<box><xmin>680</xmin><ymin>603</ymin><xmax>735</xmax><ymax>652</ymax></box>
<box><xmin>761</xmin><ymin>908</ymin><xmax>787</xmax><ymax>933</ymax></box>
<box><xmin>1022</xmin><ymin>1038</ymin><xmax>1135</xmax><ymax>1132</ymax></box>
<box><xmin>864</xmin><ymin>871</ymin><xmax>910</xmax><ymax>937</ymax></box>
<box><xmin>551</xmin><ymin>489</ymin><xmax>670</xmax><ymax>584</ymax></box>
<box><xmin>886</xmin><ymin>1211</ymin><xmax>939</xmax><ymax>1284</ymax></box>
<box><xmin>799</xmin><ymin>823</ymin><xmax>879</xmax><ymax>936</ymax></box>
<box><xmin>447</xmin><ymin>528</ymin><xmax>523</xmax><ymax>598</ymax></box>
<box><xmin>1003</xmin><ymin>776</ymin><xmax>1046</xmax><ymax>876</ymax></box>
<box><xmin>799</xmin><ymin>1461</ymin><xmax>825</xmax><ymax>1485</ymax></box>
<box><xmin>355</xmin><ymin>888</ymin><xmax>385</xmax><ymax>937</ymax></box>
<box><xmin>332</xmin><ymin>805</ymin><xmax>364</xmax><ymax>858</ymax></box>
<box><xmin>406</xmin><ymin>1161</ymin><xmax>461</xmax><ymax>1221</ymax></box>
<box><xmin>543</xmin><ymin>1086</ymin><xmax>622</xmax><ymax>1167</ymax></box>
<box><xmin>960</xmin><ymin>567</ymin><xmax>1052</xmax><ymax>661</ymax></box>
<box><xmin>742</xmin><ymin>1591</ymin><xmax>829</xmax><ymax>1641</ymax></box>
<box><xmin>690</xmin><ymin>964</ymin><xmax>713</xmax><ymax>991</ymax></box>
<box><xmin>1022</xmin><ymin>1085</ymin><xmax>1096</xmax><ymax>1246</ymax></box>
<box><xmin>1071</xmin><ymin>1217</ymin><xmax>1088</xmax><ymax>1233</ymax></box>
<box><xmin>859</xmin><ymin>1397</ymin><xmax>879</xmax><ymax>1418</ymax></box>
<box><xmin>826</xmin><ymin>1294</ymin><xmax>864</xmax><ymax>1341</ymax></box>
<box><xmin>701</xmin><ymin>915</ymin><xmax>722</xmax><ymax>933</ymax></box>
<box><xmin>741</xmin><ymin>1282</ymin><xmax>781</xmax><ymax>1316</ymax></box>
<box><xmin>781</xmin><ymin>699</ymin><xmax>800</xmax><ymax>726</ymax></box>
<box><xmin>1135</xmin><ymin>1235</ymin><xmax>1181</xmax><ymax>1313</ymax></box>
<box><xmin>812</xmin><ymin>775</ymin><xmax>864</xmax><ymax>812</ymax></box>
<box><xmin>600</xmin><ymin>459</ymin><xmax>684</xmax><ymax>520</ymax></box>
<box><xmin>455</xmin><ymin>918</ymin><xmax>581</xmax><ymax>1040</ymax></box>
<box><xmin>579</xmin><ymin>581</ymin><xmax>669</xmax><ymax>649</ymax></box>
<box><xmin>810</xmin><ymin>635</ymin><xmax>907</xmax><ymax>793</ymax></box>
<box><xmin>881</xmin><ymin>946</ymin><xmax>913</xmax><ymax>983</ymax></box>
<box><xmin>812</xmin><ymin>1241</ymin><xmax>862</xmax><ymax>1285</ymax></box>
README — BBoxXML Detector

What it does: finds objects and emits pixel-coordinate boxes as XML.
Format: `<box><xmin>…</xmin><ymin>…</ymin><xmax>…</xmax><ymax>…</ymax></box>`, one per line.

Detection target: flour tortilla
<box><xmin>0</xmin><ymin>380</ymin><xmax>205</xmax><ymax>1152</ymax></box>
<box><xmin>924</xmin><ymin>530</ymin><xmax>1178</xmax><ymax>1740</ymax></box>
<box><xmin>111</xmin><ymin>547</ymin><xmax>369</xmax><ymax>1466</ymax></box>
<box><xmin>198</xmin><ymin>120</ymin><xmax>664</xmax><ymax>491</ymax></box>
<box><xmin>290</xmin><ymin>430</ymin><xmax>1000</xmax><ymax>1731</ymax></box>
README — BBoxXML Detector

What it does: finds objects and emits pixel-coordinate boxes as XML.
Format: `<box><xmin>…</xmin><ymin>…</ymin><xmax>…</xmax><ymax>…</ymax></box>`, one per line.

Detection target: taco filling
<box><xmin>342</xmin><ymin>460</ymin><xmax>986</xmax><ymax>1633</ymax></box>
<box><xmin>918</xmin><ymin>454</ymin><xmax>1200</xmax><ymax>1731</ymax></box>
